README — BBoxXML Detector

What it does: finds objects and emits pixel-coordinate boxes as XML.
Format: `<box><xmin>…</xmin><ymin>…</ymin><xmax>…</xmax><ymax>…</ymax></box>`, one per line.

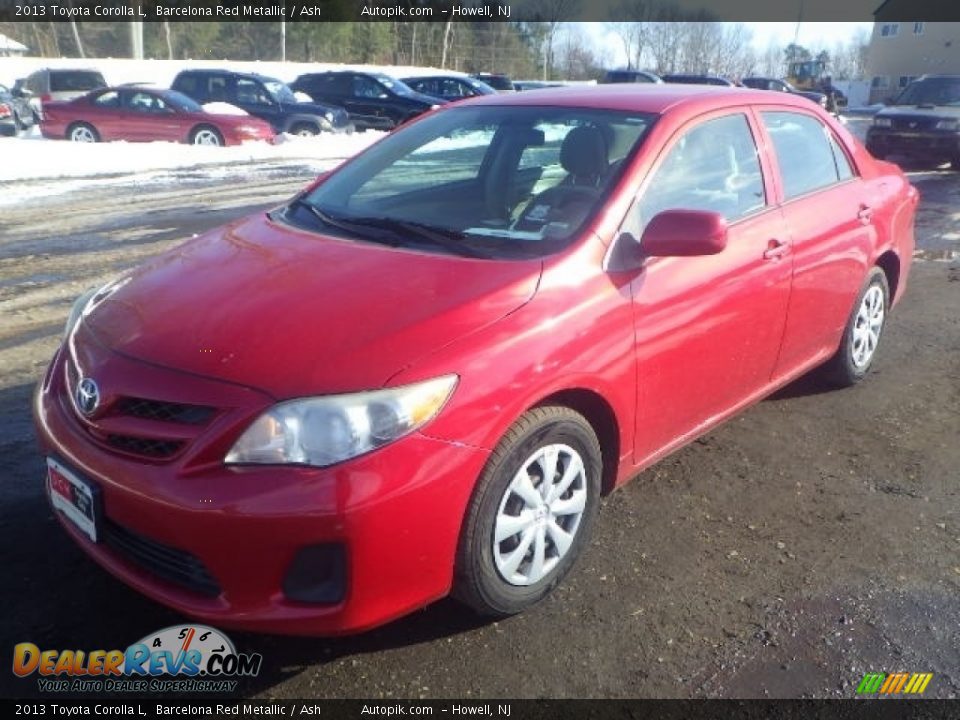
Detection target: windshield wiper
<box><xmin>285</xmin><ymin>197</ymin><xmax>403</xmax><ymax>246</ymax></box>
<box><xmin>286</xmin><ymin>200</ymin><xmax>491</xmax><ymax>258</ymax></box>
<box><xmin>345</xmin><ymin>216</ymin><xmax>491</xmax><ymax>258</ymax></box>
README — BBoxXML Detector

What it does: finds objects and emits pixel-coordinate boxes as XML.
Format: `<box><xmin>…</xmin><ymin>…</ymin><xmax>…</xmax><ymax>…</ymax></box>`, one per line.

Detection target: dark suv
<box><xmin>866</xmin><ymin>75</ymin><xmax>960</xmax><ymax>169</ymax></box>
<box><xmin>171</xmin><ymin>69</ymin><xmax>351</xmax><ymax>135</ymax></box>
<box><xmin>601</xmin><ymin>69</ymin><xmax>662</xmax><ymax>84</ymax></box>
<box><xmin>661</xmin><ymin>74</ymin><xmax>737</xmax><ymax>87</ymax></box>
<box><xmin>291</xmin><ymin>72</ymin><xmax>443</xmax><ymax>131</ymax></box>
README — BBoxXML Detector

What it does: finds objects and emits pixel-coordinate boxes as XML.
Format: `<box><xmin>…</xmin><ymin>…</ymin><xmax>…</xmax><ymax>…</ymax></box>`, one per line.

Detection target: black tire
<box><xmin>13</xmin><ymin>112</ymin><xmax>24</xmax><ymax>133</ymax></box>
<box><xmin>189</xmin><ymin>125</ymin><xmax>224</xmax><ymax>146</ymax></box>
<box><xmin>289</xmin><ymin>122</ymin><xmax>319</xmax><ymax>137</ymax></box>
<box><xmin>823</xmin><ymin>267</ymin><xmax>890</xmax><ymax>387</ymax></box>
<box><xmin>454</xmin><ymin>406</ymin><xmax>602</xmax><ymax>617</ymax></box>
<box><xmin>951</xmin><ymin>154</ymin><xmax>960</xmax><ymax>172</ymax></box>
<box><xmin>67</xmin><ymin>122</ymin><xmax>99</xmax><ymax>143</ymax></box>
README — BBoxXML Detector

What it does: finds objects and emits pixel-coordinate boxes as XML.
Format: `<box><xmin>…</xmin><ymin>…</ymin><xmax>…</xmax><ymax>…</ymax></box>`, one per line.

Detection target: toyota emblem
<box><xmin>75</xmin><ymin>377</ymin><xmax>100</xmax><ymax>416</ymax></box>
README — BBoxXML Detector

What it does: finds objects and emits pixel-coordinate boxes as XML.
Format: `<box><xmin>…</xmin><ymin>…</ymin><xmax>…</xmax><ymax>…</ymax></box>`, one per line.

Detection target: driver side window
<box><xmin>631</xmin><ymin>113</ymin><xmax>766</xmax><ymax>237</ymax></box>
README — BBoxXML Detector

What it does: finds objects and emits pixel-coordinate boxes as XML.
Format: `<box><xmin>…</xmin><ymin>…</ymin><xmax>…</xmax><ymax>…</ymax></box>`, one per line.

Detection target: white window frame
<box><xmin>881</xmin><ymin>23</ymin><xmax>900</xmax><ymax>38</ymax></box>
<box><xmin>872</xmin><ymin>76</ymin><xmax>889</xmax><ymax>89</ymax></box>
<box><xmin>913</xmin><ymin>22</ymin><xmax>924</xmax><ymax>35</ymax></box>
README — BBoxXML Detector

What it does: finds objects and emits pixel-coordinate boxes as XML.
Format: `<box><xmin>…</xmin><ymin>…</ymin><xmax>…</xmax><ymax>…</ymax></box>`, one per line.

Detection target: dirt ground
<box><xmin>1</xmin><ymin>156</ymin><xmax>958</xmax><ymax>700</ymax></box>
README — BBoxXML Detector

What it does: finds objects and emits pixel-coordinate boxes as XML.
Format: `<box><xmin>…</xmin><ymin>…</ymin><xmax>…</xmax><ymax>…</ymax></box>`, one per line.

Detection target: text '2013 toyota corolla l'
<box><xmin>35</xmin><ymin>86</ymin><xmax>918</xmax><ymax>635</ymax></box>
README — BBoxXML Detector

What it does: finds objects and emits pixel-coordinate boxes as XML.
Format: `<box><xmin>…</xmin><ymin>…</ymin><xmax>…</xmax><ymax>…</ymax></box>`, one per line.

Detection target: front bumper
<box><xmin>866</xmin><ymin>129</ymin><xmax>960</xmax><ymax>161</ymax></box>
<box><xmin>34</xmin><ymin>345</ymin><xmax>489</xmax><ymax>635</ymax></box>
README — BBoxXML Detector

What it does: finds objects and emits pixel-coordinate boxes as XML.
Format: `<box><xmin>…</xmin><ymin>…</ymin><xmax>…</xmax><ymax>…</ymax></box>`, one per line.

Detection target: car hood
<box><xmin>877</xmin><ymin>105</ymin><xmax>960</xmax><ymax>119</ymax></box>
<box><xmin>83</xmin><ymin>212</ymin><xmax>541</xmax><ymax>398</ymax></box>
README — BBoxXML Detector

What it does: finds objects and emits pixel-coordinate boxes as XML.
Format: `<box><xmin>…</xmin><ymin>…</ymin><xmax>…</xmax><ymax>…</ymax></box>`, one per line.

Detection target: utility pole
<box><xmin>130</xmin><ymin>21</ymin><xmax>144</xmax><ymax>59</ymax></box>
<box><xmin>281</xmin><ymin>21</ymin><xmax>286</xmax><ymax>62</ymax></box>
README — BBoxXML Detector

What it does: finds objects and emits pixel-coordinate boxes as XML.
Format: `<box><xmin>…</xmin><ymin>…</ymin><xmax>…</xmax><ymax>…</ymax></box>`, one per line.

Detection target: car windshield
<box><xmin>165</xmin><ymin>90</ymin><xmax>203</xmax><ymax>112</ymax></box>
<box><xmin>289</xmin><ymin>106</ymin><xmax>656</xmax><ymax>259</ymax></box>
<box><xmin>377</xmin><ymin>74</ymin><xmax>416</xmax><ymax>96</ymax></box>
<box><xmin>263</xmin><ymin>79</ymin><xmax>298</xmax><ymax>104</ymax></box>
<box><xmin>894</xmin><ymin>77</ymin><xmax>960</xmax><ymax>106</ymax></box>
<box><xmin>466</xmin><ymin>78</ymin><xmax>496</xmax><ymax>94</ymax></box>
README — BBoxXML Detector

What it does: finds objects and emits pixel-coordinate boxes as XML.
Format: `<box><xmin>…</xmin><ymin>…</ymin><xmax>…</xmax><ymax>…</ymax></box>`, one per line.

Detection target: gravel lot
<box><xmin>1</xmin><ymin>151</ymin><xmax>958</xmax><ymax>700</ymax></box>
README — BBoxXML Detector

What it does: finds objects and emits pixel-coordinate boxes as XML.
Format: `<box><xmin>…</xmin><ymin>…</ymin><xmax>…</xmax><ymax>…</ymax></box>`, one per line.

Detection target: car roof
<box><xmin>458</xmin><ymin>84</ymin><xmax>814</xmax><ymax>115</ymax></box>
<box><xmin>178</xmin><ymin>69</ymin><xmax>277</xmax><ymax>82</ymax></box>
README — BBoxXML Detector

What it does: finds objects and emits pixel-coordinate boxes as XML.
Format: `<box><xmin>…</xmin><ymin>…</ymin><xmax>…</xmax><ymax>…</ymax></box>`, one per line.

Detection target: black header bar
<box><xmin>1</xmin><ymin>0</ymin><xmax>959</xmax><ymax>23</ymax></box>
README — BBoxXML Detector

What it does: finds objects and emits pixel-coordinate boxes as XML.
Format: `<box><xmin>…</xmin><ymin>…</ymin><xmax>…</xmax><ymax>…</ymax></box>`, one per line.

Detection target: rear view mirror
<box><xmin>640</xmin><ymin>209</ymin><xmax>728</xmax><ymax>257</ymax></box>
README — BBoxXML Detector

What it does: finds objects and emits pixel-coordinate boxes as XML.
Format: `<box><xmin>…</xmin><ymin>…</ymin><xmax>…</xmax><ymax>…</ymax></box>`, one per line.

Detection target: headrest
<box><xmin>560</xmin><ymin>125</ymin><xmax>608</xmax><ymax>180</ymax></box>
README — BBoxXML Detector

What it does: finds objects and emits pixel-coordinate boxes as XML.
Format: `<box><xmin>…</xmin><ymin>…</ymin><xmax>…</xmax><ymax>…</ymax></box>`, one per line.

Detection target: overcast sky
<box><xmin>580</xmin><ymin>21</ymin><xmax>874</xmax><ymax>66</ymax></box>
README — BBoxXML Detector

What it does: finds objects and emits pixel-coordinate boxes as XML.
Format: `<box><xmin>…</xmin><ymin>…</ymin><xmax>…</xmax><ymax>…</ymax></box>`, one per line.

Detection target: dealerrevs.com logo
<box><xmin>13</xmin><ymin>625</ymin><xmax>262</xmax><ymax>693</ymax></box>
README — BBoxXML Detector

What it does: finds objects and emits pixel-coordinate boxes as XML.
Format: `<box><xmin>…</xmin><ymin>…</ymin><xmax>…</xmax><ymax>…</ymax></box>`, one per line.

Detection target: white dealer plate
<box><xmin>47</xmin><ymin>457</ymin><xmax>99</xmax><ymax>543</ymax></box>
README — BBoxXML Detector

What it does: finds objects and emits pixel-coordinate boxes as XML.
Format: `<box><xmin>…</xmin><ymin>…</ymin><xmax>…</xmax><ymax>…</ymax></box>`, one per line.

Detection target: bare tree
<box><xmin>65</xmin><ymin>0</ymin><xmax>84</xmax><ymax>57</ymax></box>
<box><xmin>163</xmin><ymin>21</ymin><xmax>173</xmax><ymax>60</ymax></box>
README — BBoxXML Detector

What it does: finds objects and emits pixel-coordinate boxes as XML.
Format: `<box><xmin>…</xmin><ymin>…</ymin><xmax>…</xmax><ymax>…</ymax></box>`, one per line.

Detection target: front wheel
<box><xmin>823</xmin><ymin>267</ymin><xmax>889</xmax><ymax>387</ymax></box>
<box><xmin>289</xmin><ymin>122</ymin><xmax>319</xmax><ymax>137</ymax></box>
<box><xmin>454</xmin><ymin>406</ymin><xmax>602</xmax><ymax>616</ymax></box>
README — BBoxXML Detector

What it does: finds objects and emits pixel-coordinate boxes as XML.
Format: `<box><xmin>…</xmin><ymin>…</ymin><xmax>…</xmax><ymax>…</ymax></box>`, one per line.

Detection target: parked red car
<box><xmin>35</xmin><ymin>86</ymin><xmax>917</xmax><ymax>635</ymax></box>
<box><xmin>40</xmin><ymin>85</ymin><xmax>275</xmax><ymax>146</ymax></box>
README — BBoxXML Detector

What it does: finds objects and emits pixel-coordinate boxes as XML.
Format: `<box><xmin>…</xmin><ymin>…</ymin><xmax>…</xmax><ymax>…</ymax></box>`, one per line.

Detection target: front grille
<box><xmin>107</xmin><ymin>435</ymin><xmax>184</xmax><ymax>459</ymax></box>
<box><xmin>892</xmin><ymin>116</ymin><xmax>938</xmax><ymax>131</ymax></box>
<box><xmin>115</xmin><ymin>397</ymin><xmax>215</xmax><ymax>425</ymax></box>
<box><xmin>103</xmin><ymin>520</ymin><xmax>221</xmax><ymax>597</ymax></box>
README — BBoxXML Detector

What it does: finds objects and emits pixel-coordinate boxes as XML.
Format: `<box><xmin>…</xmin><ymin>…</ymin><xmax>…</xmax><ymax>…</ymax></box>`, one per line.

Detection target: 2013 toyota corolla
<box><xmin>35</xmin><ymin>86</ymin><xmax>918</xmax><ymax>635</ymax></box>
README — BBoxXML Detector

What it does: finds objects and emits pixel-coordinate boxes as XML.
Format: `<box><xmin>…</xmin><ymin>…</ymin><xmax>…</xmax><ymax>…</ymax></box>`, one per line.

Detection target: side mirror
<box><xmin>639</xmin><ymin>209</ymin><xmax>728</xmax><ymax>258</ymax></box>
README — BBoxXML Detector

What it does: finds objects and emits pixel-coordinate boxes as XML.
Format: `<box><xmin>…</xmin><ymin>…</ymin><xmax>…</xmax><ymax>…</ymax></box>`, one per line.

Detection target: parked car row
<box><xmin>600</xmin><ymin>69</ymin><xmax>844</xmax><ymax>110</ymax></box>
<box><xmin>11</xmin><ymin>66</ymin><xmax>510</xmax><ymax>145</ymax></box>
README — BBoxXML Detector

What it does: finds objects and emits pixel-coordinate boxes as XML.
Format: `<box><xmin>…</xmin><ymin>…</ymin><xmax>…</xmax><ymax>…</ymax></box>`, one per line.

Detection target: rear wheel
<box><xmin>454</xmin><ymin>406</ymin><xmax>602</xmax><ymax>616</ymax></box>
<box><xmin>951</xmin><ymin>153</ymin><xmax>960</xmax><ymax>171</ymax></box>
<box><xmin>823</xmin><ymin>267</ymin><xmax>889</xmax><ymax>387</ymax></box>
<box><xmin>190</xmin><ymin>125</ymin><xmax>223</xmax><ymax>146</ymax></box>
<box><xmin>68</xmin><ymin>122</ymin><xmax>98</xmax><ymax>143</ymax></box>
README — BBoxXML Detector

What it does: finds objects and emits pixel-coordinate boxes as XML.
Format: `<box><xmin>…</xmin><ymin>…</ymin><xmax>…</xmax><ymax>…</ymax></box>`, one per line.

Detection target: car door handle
<box><xmin>857</xmin><ymin>205</ymin><xmax>874</xmax><ymax>223</ymax></box>
<box><xmin>763</xmin><ymin>239</ymin><xmax>789</xmax><ymax>260</ymax></box>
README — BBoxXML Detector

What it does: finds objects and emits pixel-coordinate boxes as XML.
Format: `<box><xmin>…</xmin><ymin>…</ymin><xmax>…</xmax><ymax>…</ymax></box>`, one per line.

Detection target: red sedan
<box><xmin>35</xmin><ymin>86</ymin><xmax>917</xmax><ymax>635</ymax></box>
<box><xmin>40</xmin><ymin>85</ymin><xmax>275</xmax><ymax>146</ymax></box>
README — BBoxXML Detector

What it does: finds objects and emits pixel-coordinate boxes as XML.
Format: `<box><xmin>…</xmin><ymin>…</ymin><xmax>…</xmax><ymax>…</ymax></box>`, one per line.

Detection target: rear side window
<box><xmin>306</xmin><ymin>75</ymin><xmax>349</xmax><ymax>95</ymax></box>
<box><xmin>635</xmin><ymin>113</ymin><xmax>766</xmax><ymax>231</ymax></box>
<box><xmin>92</xmin><ymin>91</ymin><xmax>120</xmax><ymax>108</ymax></box>
<box><xmin>50</xmin><ymin>71</ymin><xmax>105</xmax><ymax>92</ymax></box>
<box><xmin>174</xmin><ymin>74</ymin><xmax>199</xmax><ymax>98</ymax></box>
<box><xmin>762</xmin><ymin>112</ymin><xmax>851</xmax><ymax>199</ymax></box>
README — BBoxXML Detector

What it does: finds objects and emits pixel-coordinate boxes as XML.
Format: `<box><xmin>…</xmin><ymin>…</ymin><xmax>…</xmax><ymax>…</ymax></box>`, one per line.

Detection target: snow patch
<box><xmin>201</xmin><ymin>102</ymin><xmax>248</xmax><ymax>116</ymax></box>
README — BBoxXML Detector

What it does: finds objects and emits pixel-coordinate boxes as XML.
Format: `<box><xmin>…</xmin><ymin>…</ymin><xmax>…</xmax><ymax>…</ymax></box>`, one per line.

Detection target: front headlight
<box><xmin>430</xmin><ymin>104</ymin><xmax>441</xmax><ymax>110</ymax></box>
<box><xmin>237</xmin><ymin>124</ymin><xmax>263</xmax><ymax>135</ymax></box>
<box><xmin>324</xmin><ymin>111</ymin><xmax>334</xmax><ymax>122</ymax></box>
<box><xmin>225</xmin><ymin>375</ymin><xmax>458</xmax><ymax>467</ymax></box>
<box><xmin>872</xmin><ymin>117</ymin><xmax>893</xmax><ymax>128</ymax></box>
<box><xmin>935</xmin><ymin>118</ymin><xmax>959</xmax><ymax>131</ymax></box>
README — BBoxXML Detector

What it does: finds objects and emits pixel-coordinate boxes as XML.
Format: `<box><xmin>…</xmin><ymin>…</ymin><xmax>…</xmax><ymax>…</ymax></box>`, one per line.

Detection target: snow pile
<box><xmin>0</xmin><ymin>128</ymin><xmax>384</xmax><ymax>189</ymax></box>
